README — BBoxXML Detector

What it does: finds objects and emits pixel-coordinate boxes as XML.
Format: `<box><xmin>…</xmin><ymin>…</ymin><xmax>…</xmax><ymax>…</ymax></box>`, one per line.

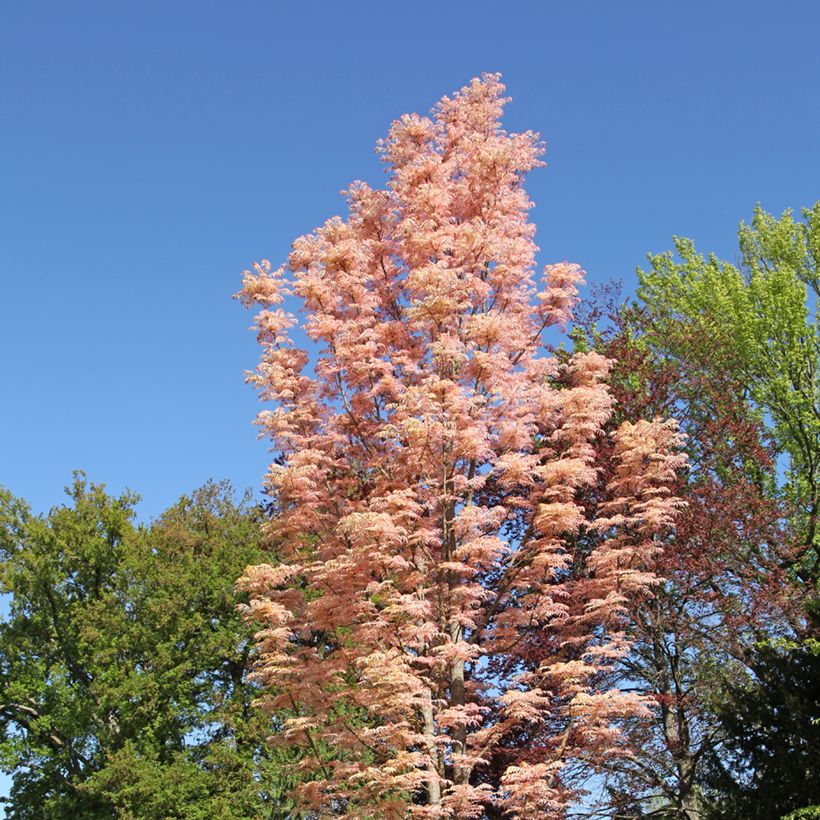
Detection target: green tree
<box><xmin>0</xmin><ymin>474</ymin><xmax>297</xmax><ymax>818</ymax></box>
<box><xmin>699</xmin><ymin>630</ymin><xmax>820</xmax><ymax>819</ymax></box>
<box><xmin>638</xmin><ymin>202</ymin><xmax>820</xmax><ymax>578</ymax></box>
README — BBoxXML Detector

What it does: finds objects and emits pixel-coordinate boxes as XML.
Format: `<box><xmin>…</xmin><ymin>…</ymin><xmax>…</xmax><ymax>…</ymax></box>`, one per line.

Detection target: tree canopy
<box><xmin>0</xmin><ymin>475</ymin><xmax>294</xmax><ymax>819</ymax></box>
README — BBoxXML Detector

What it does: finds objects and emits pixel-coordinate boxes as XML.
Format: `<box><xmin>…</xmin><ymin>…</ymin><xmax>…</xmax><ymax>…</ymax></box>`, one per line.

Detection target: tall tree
<box><xmin>570</xmin><ymin>297</ymin><xmax>793</xmax><ymax>819</ymax></box>
<box><xmin>238</xmin><ymin>74</ymin><xmax>685</xmax><ymax>818</ymax></box>
<box><xmin>586</xmin><ymin>202</ymin><xmax>820</xmax><ymax>818</ymax></box>
<box><xmin>0</xmin><ymin>475</ymin><xmax>293</xmax><ymax>818</ymax></box>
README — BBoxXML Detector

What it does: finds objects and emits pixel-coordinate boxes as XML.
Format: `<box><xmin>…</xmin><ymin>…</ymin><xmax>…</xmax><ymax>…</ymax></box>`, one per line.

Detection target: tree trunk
<box><xmin>421</xmin><ymin>687</ymin><xmax>441</xmax><ymax>805</ymax></box>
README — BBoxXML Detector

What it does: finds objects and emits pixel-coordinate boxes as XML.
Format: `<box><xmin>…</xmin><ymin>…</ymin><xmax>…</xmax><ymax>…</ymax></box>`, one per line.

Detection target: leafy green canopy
<box><xmin>0</xmin><ymin>474</ymin><xmax>297</xmax><ymax>819</ymax></box>
<box><xmin>638</xmin><ymin>202</ymin><xmax>820</xmax><ymax>577</ymax></box>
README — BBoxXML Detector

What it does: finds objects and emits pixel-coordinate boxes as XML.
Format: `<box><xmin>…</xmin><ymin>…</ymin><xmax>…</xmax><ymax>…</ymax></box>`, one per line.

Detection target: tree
<box><xmin>699</xmin><ymin>629</ymin><xmax>820</xmax><ymax>819</ymax></box>
<box><xmin>570</xmin><ymin>296</ymin><xmax>794</xmax><ymax>819</ymax></box>
<box><xmin>0</xmin><ymin>475</ymin><xmax>293</xmax><ymax>818</ymax></box>
<box><xmin>591</xmin><ymin>202</ymin><xmax>820</xmax><ymax>819</ymax></box>
<box><xmin>237</xmin><ymin>74</ymin><xmax>685</xmax><ymax>818</ymax></box>
<box><xmin>638</xmin><ymin>203</ymin><xmax>820</xmax><ymax>579</ymax></box>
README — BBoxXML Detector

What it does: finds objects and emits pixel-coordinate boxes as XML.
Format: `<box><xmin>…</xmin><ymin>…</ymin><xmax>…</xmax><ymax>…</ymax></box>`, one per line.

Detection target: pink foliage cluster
<box><xmin>238</xmin><ymin>75</ymin><xmax>685</xmax><ymax>818</ymax></box>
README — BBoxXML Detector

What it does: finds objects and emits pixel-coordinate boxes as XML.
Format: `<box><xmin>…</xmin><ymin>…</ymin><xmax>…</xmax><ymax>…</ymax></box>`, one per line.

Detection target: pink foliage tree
<box><xmin>237</xmin><ymin>75</ymin><xmax>685</xmax><ymax>818</ymax></box>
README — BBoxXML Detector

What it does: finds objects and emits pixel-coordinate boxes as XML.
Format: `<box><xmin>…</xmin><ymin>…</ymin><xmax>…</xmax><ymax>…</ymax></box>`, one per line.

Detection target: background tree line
<box><xmin>1</xmin><ymin>201</ymin><xmax>818</xmax><ymax>818</ymax></box>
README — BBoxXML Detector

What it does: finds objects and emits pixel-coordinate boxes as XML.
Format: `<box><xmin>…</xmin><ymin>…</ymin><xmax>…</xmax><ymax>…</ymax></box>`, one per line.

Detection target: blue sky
<box><xmin>0</xmin><ymin>0</ymin><xmax>819</xmax><ymax>810</ymax></box>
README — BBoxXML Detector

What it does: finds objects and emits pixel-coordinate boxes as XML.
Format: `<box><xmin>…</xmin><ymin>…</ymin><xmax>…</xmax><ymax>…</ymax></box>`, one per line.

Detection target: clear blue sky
<box><xmin>0</xmin><ymin>0</ymin><xmax>819</xmax><ymax>809</ymax></box>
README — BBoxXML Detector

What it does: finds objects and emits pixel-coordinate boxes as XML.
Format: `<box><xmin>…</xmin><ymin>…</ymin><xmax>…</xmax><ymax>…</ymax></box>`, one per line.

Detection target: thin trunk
<box><xmin>444</xmin><ymin>485</ymin><xmax>468</xmax><ymax>786</ymax></box>
<box><xmin>450</xmin><ymin>623</ymin><xmax>467</xmax><ymax>785</ymax></box>
<box><xmin>421</xmin><ymin>687</ymin><xmax>441</xmax><ymax>805</ymax></box>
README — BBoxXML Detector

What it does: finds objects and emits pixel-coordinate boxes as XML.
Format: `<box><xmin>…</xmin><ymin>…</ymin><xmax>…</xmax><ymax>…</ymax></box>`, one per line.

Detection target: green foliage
<box><xmin>783</xmin><ymin>808</ymin><xmax>820</xmax><ymax>820</ymax></box>
<box><xmin>0</xmin><ymin>474</ymin><xmax>296</xmax><ymax>818</ymax></box>
<box><xmin>700</xmin><ymin>635</ymin><xmax>820</xmax><ymax>820</ymax></box>
<box><xmin>638</xmin><ymin>202</ymin><xmax>820</xmax><ymax>576</ymax></box>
